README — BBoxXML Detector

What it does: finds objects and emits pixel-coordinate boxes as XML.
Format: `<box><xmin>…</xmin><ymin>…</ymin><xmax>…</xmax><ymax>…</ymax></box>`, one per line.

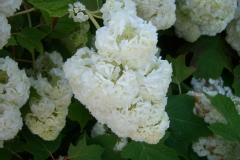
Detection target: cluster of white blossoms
<box><xmin>187</xmin><ymin>77</ymin><xmax>240</xmax><ymax>159</ymax></box>
<box><xmin>100</xmin><ymin>0</ymin><xmax>175</xmax><ymax>30</ymax></box>
<box><xmin>187</xmin><ymin>77</ymin><xmax>232</xmax><ymax>124</ymax></box>
<box><xmin>0</xmin><ymin>14</ymin><xmax>11</xmax><ymax>49</ymax></box>
<box><xmin>192</xmin><ymin>135</ymin><xmax>240</xmax><ymax>160</ymax></box>
<box><xmin>61</xmin><ymin>21</ymin><xmax>90</xmax><ymax>53</ymax></box>
<box><xmin>25</xmin><ymin>51</ymin><xmax>73</xmax><ymax>141</ymax></box>
<box><xmin>0</xmin><ymin>0</ymin><xmax>22</xmax><ymax>49</ymax></box>
<box><xmin>68</xmin><ymin>2</ymin><xmax>89</xmax><ymax>23</ymax></box>
<box><xmin>133</xmin><ymin>0</ymin><xmax>176</xmax><ymax>30</ymax></box>
<box><xmin>226</xmin><ymin>1</ymin><xmax>240</xmax><ymax>57</ymax></box>
<box><xmin>175</xmin><ymin>0</ymin><xmax>237</xmax><ymax>42</ymax></box>
<box><xmin>64</xmin><ymin>2</ymin><xmax>172</xmax><ymax>144</ymax></box>
<box><xmin>0</xmin><ymin>0</ymin><xmax>22</xmax><ymax>17</ymax></box>
<box><xmin>91</xmin><ymin>122</ymin><xmax>129</xmax><ymax>151</ymax></box>
<box><xmin>0</xmin><ymin>56</ymin><xmax>31</xmax><ymax>147</ymax></box>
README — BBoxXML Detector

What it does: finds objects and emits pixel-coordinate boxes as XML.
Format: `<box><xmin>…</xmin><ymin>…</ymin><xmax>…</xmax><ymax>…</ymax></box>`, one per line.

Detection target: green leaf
<box><xmin>164</xmin><ymin>134</ymin><xmax>188</xmax><ymax>159</ymax></box>
<box><xmin>48</xmin><ymin>15</ymin><xmax>77</xmax><ymax>38</ymax></box>
<box><xmin>21</xmin><ymin>126</ymin><xmax>63</xmax><ymax>160</ymax></box>
<box><xmin>233</xmin><ymin>65</ymin><xmax>240</xmax><ymax>96</ymax></box>
<box><xmin>29</xmin><ymin>0</ymin><xmax>70</xmax><ymax>17</ymax></box>
<box><xmin>207</xmin><ymin>94</ymin><xmax>240</xmax><ymax>144</ymax></box>
<box><xmin>16</xmin><ymin>28</ymin><xmax>46</xmax><ymax>53</ymax></box>
<box><xmin>166</xmin><ymin>54</ymin><xmax>196</xmax><ymax>84</ymax></box>
<box><xmin>87</xmin><ymin>134</ymin><xmax>123</xmax><ymax>160</ymax></box>
<box><xmin>6</xmin><ymin>36</ymin><xmax>17</xmax><ymax>46</ymax></box>
<box><xmin>81</xmin><ymin>0</ymin><xmax>103</xmax><ymax>11</ymax></box>
<box><xmin>68</xmin><ymin>136</ymin><xmax>104</xmax><ymax>160</ymax></box>
<box><xmin>0</xmin><ymin>148</ymin><xmax>12</xmax><ymax>160</ymax></box>
<box><xmin>166</xmin><ymin>94</ymin><xmax>212</xmax><ymax>142</ymax></box>
<box><xmin>178</xmin><ymin>35</ymin><xmax>232</xmax><ymax>79</ymax></box>
<box><xmin>121</xmin><ymin>133</ymin><xmax>179</xmax><ymax>160</ymax></box>
<box><xmin>41</xmin><ymin>9</ymin><xmax>54</xmax><ymax>25</ymax></box>
<box><xmin>0</xmin><ymin>50</ymin><xmax>11</xmax><ymax>58</ymax></box>
<box><xmin>67</xmin><ymin>100</ymin><xmax>93</xmax><ymax>128</ymax></box>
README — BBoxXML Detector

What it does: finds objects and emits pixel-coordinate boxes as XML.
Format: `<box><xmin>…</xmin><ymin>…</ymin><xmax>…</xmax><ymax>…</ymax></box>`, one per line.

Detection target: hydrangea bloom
<box><xmin>187</xmin><ymin>77</ymin><xmax>232</xmax><ymax>124</ymax></box>
<box><xmin>188</xmin><ymin>77</ymin><xmax>240</xmax><ymax>159</ymax></box>
<box><xmin>25</xmin><ymin>51</ymin><xmax>72</xmax><ymax>141</ymax></box>
<box><xmin>192</xmin><ymin>135</ymin><xmax>240</xmax><ymax>160</ymax></box>
<box><xmin>63</xmin><ymin>47</ymin><xmax>172</xmax><ymax>144</ymax></box>
<box><xmin>175</xmin><ymin>0</ymin><xmax>237</xmax><ymax>42</ymax></box>
<box><xmin>0</xmin><ymin>0</ymin><xmax>22</xmax><ymax>17</ymax></box>
<box><xmin>0</xmin><ymin>100</ymin><xmax>23</xmax><ymax>148</ymax></box>
<box><xmin>0</xmin><ymin>14</ymin><xmax>11</xmax><ymax>49</ymax></box>
<box><xmin>133</xmin><ymin>0</ymin><xmax>176</xmax><ymax>30</ymax></box>
<box><xmin>0</xmin><ymin>56</ymin><xmax>31</xmax><ymax>107</ymax></box>
<box><xmin>100</xmin><ymin>0</ymin><xmax>137</xmax><ymax>25</ymax></box>
<box><xmin>95</xmin><ymin>11</ymin><xmax>158</xmax><ymax>70</ymax></box>
<box><xmin>68</xmin><ymin>2</ymin><xmax>89</xmax><ymax>23</ymax></box>
<box><xmin>174</xmin><ymin>10</ymin><xmax>201</xmax><ymax>42</ymax></box>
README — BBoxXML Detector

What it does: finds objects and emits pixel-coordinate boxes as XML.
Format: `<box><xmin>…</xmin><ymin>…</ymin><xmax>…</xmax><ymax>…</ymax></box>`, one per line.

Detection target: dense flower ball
<box><xmin>0</xmin><ymin>14</ymin><xmax>11</xmax><ymax>49</ymax></box>
<box><xmin>0</xmin><ymin>56</ymin><xmax>31</xmax><ymax>107</ymax></box>
<box><xmin>192</xmin><ymin>135</ymin><xmax>240</xmax><ymax>160</ymax></box>
<box><xmin>0</xmin><ymin>100</ymin><xmax>23</xmax><ymax>147</ymax></box>
<box><xmin>226</xmin><ymin>19</ymin><xmax>240</xmax><ymax>56</ymax></box>
<box><xmin>95</xmin><ymin>11</ymin><xmax>158</xmax><ymax>70</ymax></box>
<box><xmin>187</xmin><ymin>77</ymin><xmax>232</xmax><ymax>124</ymax></box>
<box><xmin>133</xmin><ymin>0</ymin><xmax>176</xmax><ymax>30</ymax></box>
<box><xmin>0</xmin><ymin>0</ymin><xmax>22</xmax><ymax>17</ymax></box>
<box><xmin>25</xmin><ymin>51</ymin><xmax>73</xmax><ymax>141</ymax></box>
<box><xmin>175</xmin><ymin>0</ymin><xmax>237</xmax><ymax>42</ymax></box>
<box><xmin>63</xmin><ymin>47</ymin><xmax>172</xmax><ymax>144</ymax></box>
<box><xmin>100</xmin><ymin>0</ymin><xmax>137</xmax><ymax>25</ymax></box>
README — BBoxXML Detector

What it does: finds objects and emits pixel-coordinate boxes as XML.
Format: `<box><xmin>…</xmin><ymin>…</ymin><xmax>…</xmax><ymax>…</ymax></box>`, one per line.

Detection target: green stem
<box><xmin>13</xmin><ymin>8</ymin><xmax>34</xmax><ymax>17</ymax></box>
<box><xmin>23</xmin><ymin>3</ymin><xmax>32</xmax><ymax>27</ymax></box>
<box><xmin>178</xmin><ymin>82</ymin><xmax>182</xmax><ymax>95</ymax></box>
<box><xmin>84</xmin><ymin>10</ymin><xmax>100</xmax><ymax>29</ymax></box>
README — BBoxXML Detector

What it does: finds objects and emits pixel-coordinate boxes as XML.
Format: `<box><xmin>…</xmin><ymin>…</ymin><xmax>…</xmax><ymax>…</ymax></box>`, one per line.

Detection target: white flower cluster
<box><xmin>192</xmin><ymin>135</ymin><xmax>240</xmax><ymax>160</ymax></box>
<box><xmin>133</xmin><ymin>0</ymin><xmax>176</xmax><ymax>30</ymax></box>
<box><xmin>100</xmin><ymin>0</ymin><xmax>137</xmax><ymax>26</ymax></box>
<box><xmin>187</xmin><ymin>77</ymin><xmax>232</xmax><ymax>124</ymax></box>
<box><xmin>188</xmin><ymin>77</ymin><xmax>240</xmax><ymax>159</ymax></box>
<box><xmin>0</xmin><ymin>56</ymin><xmax>30</xmax><ymax>147</ymax></box>
<box><xmin>68</xmin><ymin>2</ymin><xmax>89</xmax><ymax>23</ymax></box>
<box><xmin>25</xmin><ymin>51</ymin><xmax>73</xmax><ymax>141</ymax></box>
<box><xmin>96</xmin><ymin>11</ymin><xmax>158</xmax><ymax>70</ymax></box>
<box><xmin>61</xmin><ymin>21</ymin><xmax>90</xmax><ymax>53</ymax></box>
<box><xmin>100</xmin><ymin>0</ymin><xmax>176</xmax><ymax>30</ymax></box>
<box><xmin>0</xmin><ymin>0</ymin><xmax>22</xmax><ymax>49</ymax></box>
<box><xmin>91</xmin><ymin>122</ymin><xmax>129</xmax><ymax>151</ymax></box>
<box><xmin>0</xmin><ymin>14</ymin><xmax>11</xmax><ymax>49</ymax></box>
<box><xmin>0</xmin><ymin>0</ymin><xmax>22</xmax><ymax>17</ymax></box>
<box><xmin>226</xmin><ymin>1</ymin><xmax>240</xmax><ymax>57</ymax></box>
<box><xmin>64</xmin><ymin>1</ymin><xmax>172</xmax><ymax>144</ymax></box>
<box><xmin>175</xmin><ymin>0</ymin><xmax>237</xmax><ymax>42</ymax></box>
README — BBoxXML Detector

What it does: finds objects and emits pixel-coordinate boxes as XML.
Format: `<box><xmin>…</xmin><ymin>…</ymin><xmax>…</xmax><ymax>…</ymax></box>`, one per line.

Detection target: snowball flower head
<box><xmin>187</xmin><ymin>77</ymin><xmax>233</xmax><ymax>124</ymax></box>
<box><xmin>0</xmin><ymin>14</ymin><xmax>11</xmax><ymax>49</ymax></box>
<box><xmin>68</xmin><ymin>2</ymin><xmax>89</xmax><ymax>23</ymax></box>
<box><xmin>133</xmin><ymin>0</ymin><xmax>176</xmax><ymax>30</ymax></box>
<box><xmin>95</xmin><ymin>11</ymin><xmax>158</xmax><ymax>69</ymax></box>
<box><xmin>0</xmin><ymin>100</ymin><xmax>23</xmax><ymax>147</ymax></box>
<box><xmin>175</xmin><ymin>0</ymin><xmax>237</xmax><ymax>42</ymax></box>
<box><xmin>225</xmin><ymin>19</ymin><xmax>240</xmax><ymax>56</ymax></box>
<box><xmin>25</xmin><ymin>51</ymin><xmax>72</xmax><ymax>141</ymax></box>
<box><xmin>0</xmin><ymin>56</ymin><xmax>31</xmax><ymax>107</ymax></box>
<box><xmin>0</xmin><ymin>0</ymin><xmax>22</xmax><ymax>17</ymax></box>
<box><xmin>192</xmin><ymin>135</ymin><xmax>240</xmax><ymax>160</ymax></box>
<box><xmin>100</xmin><ymin>0</ymin><xmax>137</xmax><ymax>25</ymax></box>
<box><xmin>63</xmin><ymin>47</ymin><xmax>172</xmax><ymax>144</ymax></box>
